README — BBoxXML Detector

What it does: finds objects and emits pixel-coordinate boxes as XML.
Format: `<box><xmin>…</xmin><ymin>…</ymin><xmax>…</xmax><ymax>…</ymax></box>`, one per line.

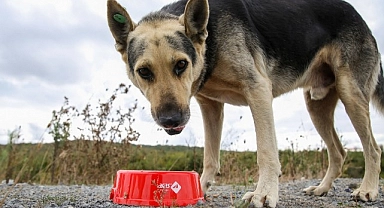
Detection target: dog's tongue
<box><xmin>173</xmin><ymin>126</ymin><xmax>185</xmax><ymax>132</ymax></box>
<box><xmin>164</xmin><ymin>126</ymin><xmax>185</xmax><ymax>135</ymax></box>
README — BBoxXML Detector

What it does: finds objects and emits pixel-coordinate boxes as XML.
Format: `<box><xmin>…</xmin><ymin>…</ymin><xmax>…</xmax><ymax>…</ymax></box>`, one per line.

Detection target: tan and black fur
<box><xmin>107</xmin><ymin>0</ymin><xmax>384</xmax><ymax>207</ymax></box>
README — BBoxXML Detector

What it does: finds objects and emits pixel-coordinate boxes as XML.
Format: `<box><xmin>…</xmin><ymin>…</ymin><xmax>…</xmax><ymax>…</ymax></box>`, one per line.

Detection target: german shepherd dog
<box><xmin>107</xmin><ymin>0</ymin><xmax>384</xmax><ymax>206</ymax></box>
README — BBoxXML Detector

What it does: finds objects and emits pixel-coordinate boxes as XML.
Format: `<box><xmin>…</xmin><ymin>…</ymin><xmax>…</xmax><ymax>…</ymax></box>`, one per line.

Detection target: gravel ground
<box><xmin>1</xmin><ymin>178</ymin><xmax>383</xmax><ymax>207</ymax></box>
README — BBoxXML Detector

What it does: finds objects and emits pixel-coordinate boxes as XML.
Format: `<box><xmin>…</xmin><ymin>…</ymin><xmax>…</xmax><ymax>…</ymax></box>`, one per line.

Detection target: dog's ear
<box><xmin>183</xmin><ymin>0</ymin><xmax>209</xmax><ymax>44</ymax></box>
<box><xmin>107</xmin><ymin>0</ymin><xmax>136</xmax><ymax>54</ymax></box>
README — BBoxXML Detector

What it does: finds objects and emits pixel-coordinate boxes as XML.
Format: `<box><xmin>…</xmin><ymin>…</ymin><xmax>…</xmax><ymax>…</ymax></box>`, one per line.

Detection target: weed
<box><xmin>152</xmin><ymin>179</ymin><xmax>167</xmax><ymax>207</ymax></box>
<box><xmin>0</xmin><ymin>84</ymin><xmax>140</xmax><ymax>185</ymax></box>
<box><xmin>5</xmin><ymin>127</ymin><xmax>21</xmax><ymax>184</ymax></box>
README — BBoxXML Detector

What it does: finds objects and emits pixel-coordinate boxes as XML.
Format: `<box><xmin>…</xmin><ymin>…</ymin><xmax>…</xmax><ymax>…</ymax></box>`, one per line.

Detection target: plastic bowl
<box><xmin>110</xmin><ymin>170</ymin><xmax>204</xmax><ymax>207</ymax></box>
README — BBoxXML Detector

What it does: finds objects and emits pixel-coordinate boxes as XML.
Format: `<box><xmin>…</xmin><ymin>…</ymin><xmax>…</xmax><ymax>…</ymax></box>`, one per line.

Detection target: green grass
<box><xmin>0</xmin><ymin>141</ymin><xmax>382</xmax><ymax>186</ymax></box>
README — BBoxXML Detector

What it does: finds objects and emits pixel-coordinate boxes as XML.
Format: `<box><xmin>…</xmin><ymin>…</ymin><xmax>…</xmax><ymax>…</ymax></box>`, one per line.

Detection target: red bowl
<box><xmin>110</xmin><ymin>170</ymin><xmax>204</xmax><ymax>207</ymax></box>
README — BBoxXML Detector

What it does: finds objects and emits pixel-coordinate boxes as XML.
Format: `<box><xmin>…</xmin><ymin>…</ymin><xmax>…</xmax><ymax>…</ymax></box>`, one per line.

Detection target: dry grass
<box><xmin>0</xmin><ymin>83</ymin><xmax>382</xmax><ymax>189</ymax></box>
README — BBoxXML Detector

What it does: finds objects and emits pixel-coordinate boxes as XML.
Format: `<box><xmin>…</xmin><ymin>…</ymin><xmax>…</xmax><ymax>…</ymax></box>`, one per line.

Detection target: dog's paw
<box><xmin>240</xmin><ymin>188</ymin><xmax>278</xmax><ymax>207</ymax></box>
<box><xmin>351</xmin><ymin>188</ymin><xmax>379</xmax><ymax>202</ymax></box>
<box><xmin>240</xmin><ymin>174</ymin><xmax>279</xmax><ymax>207</ymax></box>
<box><xmin>252</xmin><ymin>193</ymin><xmax>277</xmax><ymax>208</ymax></box>
<box><xmin>200</xmin><ymin>169</ymin><xmax>218</xmax><ymax>193</ymax></box>
<box><xmin>303</xmin><ymin>185</ymin><xmax>329</xmax><ymax>196</ymax></box>
<box><xmin>200</xmin><ymin>177</ymin><xmax>215</xmax><ymax>194</ymax></box>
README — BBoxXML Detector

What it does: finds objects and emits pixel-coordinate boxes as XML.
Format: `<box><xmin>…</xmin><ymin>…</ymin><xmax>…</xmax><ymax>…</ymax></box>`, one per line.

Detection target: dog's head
<box><xmin>107</xmin><ymin>0</ymin><xmax>209</xmax><ymax>135</ymax></box>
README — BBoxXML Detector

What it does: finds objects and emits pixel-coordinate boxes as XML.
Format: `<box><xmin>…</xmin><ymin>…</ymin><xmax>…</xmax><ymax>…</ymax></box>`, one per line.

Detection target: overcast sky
<box><xmin>0</xmin><ymin>0</ymin><xmax>383</xmax><ymax>151</ymax></box>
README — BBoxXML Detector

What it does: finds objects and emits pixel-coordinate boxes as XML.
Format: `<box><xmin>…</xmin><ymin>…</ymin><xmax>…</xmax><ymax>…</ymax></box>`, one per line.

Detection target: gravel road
<box><xmin>1</xmin><ymin>178</ymin><xmax>383</xmax><ymax>207</ymax></box>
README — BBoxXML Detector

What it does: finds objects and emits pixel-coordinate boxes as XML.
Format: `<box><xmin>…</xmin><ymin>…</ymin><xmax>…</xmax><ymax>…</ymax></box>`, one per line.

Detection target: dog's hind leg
<box><xmin>196</xmin><ymin>95</ymin><xmax>224</xmax><ymax>194</ymax></box>
<box><xmin>337</xmin><ymin>71</ymin><xmax>381</xmax><ymax>201</ymax></box>
<box><xmin>303</xmin><ymin>88</ymin><xmax>347</xmax><ymax>196</ymax></box>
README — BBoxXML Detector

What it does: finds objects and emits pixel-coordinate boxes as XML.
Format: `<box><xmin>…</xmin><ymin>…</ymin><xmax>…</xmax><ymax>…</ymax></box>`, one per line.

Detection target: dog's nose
<box><xmin>158</xmin><ymin>113</ymin><xmax>182</xmax><ymax>128</ymax></box>
<box><xmin>153</xmin><ymin>102</ymin><xmax>189</xmax><ymax>135</ymax></box>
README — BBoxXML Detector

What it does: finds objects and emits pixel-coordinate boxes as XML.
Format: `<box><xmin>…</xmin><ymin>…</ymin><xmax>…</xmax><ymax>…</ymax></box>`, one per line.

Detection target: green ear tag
<box><xmin>113</xmin><ymin>13</ymin><xmax>127</xmax><ymax>24</ymax></box>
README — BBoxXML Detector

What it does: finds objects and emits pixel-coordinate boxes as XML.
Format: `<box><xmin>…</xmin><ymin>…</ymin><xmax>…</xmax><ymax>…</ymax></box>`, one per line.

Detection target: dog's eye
<box><xmin>174</xmin><ymin>60</ymin><xmax>188</xmax><ymax>76</ymax></box>
<box><xmin>137</xmin><ymin>68</ymin><xmax>153</xmax><ymax>80</ymax></box>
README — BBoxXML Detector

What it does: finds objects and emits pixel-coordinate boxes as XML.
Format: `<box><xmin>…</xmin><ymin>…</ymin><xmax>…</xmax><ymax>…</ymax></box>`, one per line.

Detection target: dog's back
<box><xmin>160</xmin><ymin>0</ymin><xmax>381</xmax><ymax>99</ymax></box>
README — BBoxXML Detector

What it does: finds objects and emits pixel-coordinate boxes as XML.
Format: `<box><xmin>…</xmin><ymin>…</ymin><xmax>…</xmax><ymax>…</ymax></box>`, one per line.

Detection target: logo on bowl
<box><xmin>157</xmin><ymin>181</ymin><xmax>182</xmax><ymax>194</ymax></box>
<box><xmin>171</xmin><ymin>181</ymin><xmax>181</xmax><ymax>194</ymax></box>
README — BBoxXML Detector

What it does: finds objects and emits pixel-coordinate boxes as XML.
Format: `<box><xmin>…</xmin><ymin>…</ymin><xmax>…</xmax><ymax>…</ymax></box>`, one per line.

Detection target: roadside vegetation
<box><xmin>0</xmin><ymin>84</ymin><xmax>383</xmax><ymax>186</ymax></box>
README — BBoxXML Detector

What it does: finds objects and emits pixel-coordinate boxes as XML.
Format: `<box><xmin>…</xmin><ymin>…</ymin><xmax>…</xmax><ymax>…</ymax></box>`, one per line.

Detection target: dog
<box><xmin>107</xmin><ymin>0</ymin><xmax>384</xmax><ymax>207</ymax></box>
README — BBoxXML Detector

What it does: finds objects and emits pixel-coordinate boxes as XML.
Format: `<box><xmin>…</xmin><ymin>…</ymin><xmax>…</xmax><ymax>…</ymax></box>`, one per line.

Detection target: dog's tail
<box><xmin>372</xmin><ymin>61</ymin><xmax>384</xmax><ymax>114</ymax></box>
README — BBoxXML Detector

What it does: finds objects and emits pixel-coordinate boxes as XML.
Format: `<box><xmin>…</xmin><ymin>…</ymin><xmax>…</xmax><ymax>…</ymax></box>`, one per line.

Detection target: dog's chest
<box><xmin>197</xmin><ymin>79</ymin><xmax>248</xmax><ymax>106</ymax></box>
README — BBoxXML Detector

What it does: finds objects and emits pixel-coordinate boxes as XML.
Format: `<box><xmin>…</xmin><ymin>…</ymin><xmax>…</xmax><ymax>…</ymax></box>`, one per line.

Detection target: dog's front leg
<box><xmin>195</xmin><ymin>95</ymin><xmax>224</xmax><ymax>194</ymax></box>
<box><xmin>241</xmin><ymin>83</ymin><xmax>281</xmax><ymax>208</ymax></box>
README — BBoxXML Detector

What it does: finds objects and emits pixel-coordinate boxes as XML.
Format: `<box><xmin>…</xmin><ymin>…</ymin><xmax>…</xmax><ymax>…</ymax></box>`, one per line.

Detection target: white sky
<box><xmin>0</xmin><ymin>0</ymin><xmax>383</xmax><ymax>151</ymax></box>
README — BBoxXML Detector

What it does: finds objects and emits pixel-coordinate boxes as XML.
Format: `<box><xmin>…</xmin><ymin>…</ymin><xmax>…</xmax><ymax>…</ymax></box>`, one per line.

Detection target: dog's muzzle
<box><xmin>154</xmin><ymin>105</ymin><xmax>189</xmax><ymax>135</ymax></box>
